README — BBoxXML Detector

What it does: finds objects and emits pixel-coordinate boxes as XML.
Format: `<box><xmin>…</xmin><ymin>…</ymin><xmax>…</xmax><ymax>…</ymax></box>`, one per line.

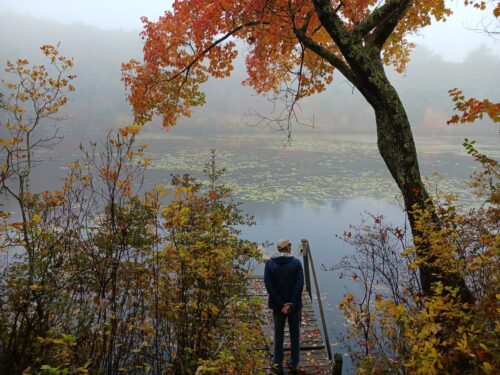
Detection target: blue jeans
<box><xmin>272</xmin><ymin>308</ymin><xmax>301</xmax><ymax>367</ymax></box>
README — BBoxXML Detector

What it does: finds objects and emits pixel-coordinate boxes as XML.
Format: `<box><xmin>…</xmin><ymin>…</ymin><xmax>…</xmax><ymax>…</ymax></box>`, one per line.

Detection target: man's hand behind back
<box><xmin>281</xmin><ymin>303</ymin><xmax>293</xmax><ymax>315</ymax></box>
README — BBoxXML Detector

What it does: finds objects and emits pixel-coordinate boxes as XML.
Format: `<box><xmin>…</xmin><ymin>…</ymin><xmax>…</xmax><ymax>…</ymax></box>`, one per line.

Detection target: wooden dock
<box><xmin>249</xmin><ymin>276</ymin><xmax>339</xmax><ymax>374</ymax></box>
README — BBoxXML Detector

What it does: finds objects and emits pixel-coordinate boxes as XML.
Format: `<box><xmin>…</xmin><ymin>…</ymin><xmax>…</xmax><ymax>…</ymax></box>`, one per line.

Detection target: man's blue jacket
<box><xmin>264</xmin><ymin>254</ymin><xmax>304</xmax><ymax>311</ymax></box>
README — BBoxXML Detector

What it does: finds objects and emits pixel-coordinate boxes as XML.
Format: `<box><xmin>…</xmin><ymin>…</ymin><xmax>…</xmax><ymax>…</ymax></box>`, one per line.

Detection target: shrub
<box><xmin>337</xmin><ymin>145</ymin><xmax>499</xmax><ymax>374</ymax></box>
<box><xmin>0</xmin><ymin>48</ymin><xmax>264</xmax><ymax>374</ymax></box>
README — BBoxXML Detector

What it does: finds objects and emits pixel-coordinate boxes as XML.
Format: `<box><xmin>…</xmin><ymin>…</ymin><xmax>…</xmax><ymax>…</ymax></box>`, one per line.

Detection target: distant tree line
<box><xmin>0</xmin><ymin>11</ymin><xmax>498</xmax><ymax>138</ymax></box>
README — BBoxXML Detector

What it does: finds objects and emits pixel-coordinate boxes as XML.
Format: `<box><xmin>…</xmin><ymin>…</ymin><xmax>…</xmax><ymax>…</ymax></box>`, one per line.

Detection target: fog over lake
<box><xmin>1</xmin><ymin>6</ymin><xmax>499</xmax><ymax>372</ymax></box>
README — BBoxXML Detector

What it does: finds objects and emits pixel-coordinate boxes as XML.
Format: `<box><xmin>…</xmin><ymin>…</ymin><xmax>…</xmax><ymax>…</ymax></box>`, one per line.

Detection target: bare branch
<box><xmin>467</xmin><ymin>17</ymin><xmax>500</xmax><ymax>40</ymax></box>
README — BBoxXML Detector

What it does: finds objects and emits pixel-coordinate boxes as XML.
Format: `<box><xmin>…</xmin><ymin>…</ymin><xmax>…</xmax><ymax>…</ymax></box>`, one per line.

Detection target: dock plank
<box><xmin>249</xmin><ymin>276</ymin><xmax>333</xmax><ymax>374</ymax></box>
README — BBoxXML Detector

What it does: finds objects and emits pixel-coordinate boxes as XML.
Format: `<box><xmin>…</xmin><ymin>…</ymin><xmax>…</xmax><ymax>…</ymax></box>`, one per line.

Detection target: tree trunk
<box><xmin>308</xmin><ymin>0</ymin><xmax>473</xmax><ymax>303</ymax></box>
<box><xmin>357</xmin><ymin>61</ymin><xmax>474</xmax><ymax>304</ymax></box>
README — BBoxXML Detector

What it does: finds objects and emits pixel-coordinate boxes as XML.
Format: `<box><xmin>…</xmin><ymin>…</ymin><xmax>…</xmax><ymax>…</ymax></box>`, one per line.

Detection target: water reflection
<box><xmin>2</xmin><ymin>132</ymin><xmax>494</xmax><ymax>372</ymax></box>
<box><xmin>240</xmin><ymin>199</ymin><xmax>406</xmax><ymax>372</ymax></box>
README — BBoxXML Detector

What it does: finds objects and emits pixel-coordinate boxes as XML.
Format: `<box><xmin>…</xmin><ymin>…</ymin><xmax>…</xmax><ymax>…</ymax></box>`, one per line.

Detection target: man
<box><xmin>264</xmin><ymin>239</ymin><xmax>304</xmax><ymax>373</ymax></box>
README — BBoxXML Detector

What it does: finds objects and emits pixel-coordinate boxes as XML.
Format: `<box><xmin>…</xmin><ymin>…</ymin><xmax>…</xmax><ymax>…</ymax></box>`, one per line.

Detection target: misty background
<box><xmin>0</xmin><ymin>10</ymin><xmax>498</xmax><ymax>141</ymax></box>
<box><xmin>0</xmin><ymin>6</ymin><xmax>498</xmax><ymax>369</ymax></box>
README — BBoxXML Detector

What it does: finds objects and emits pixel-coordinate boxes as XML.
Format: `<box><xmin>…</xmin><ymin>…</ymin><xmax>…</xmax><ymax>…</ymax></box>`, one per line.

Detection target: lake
<box><xmin>2</xmin><ymin>130</ymin><xmax>497</xmax><ymax>371</ymax></box>
<box><xmin>140</xmin><ymin>131</ymin><xmax>497</xmax><ymax>370</ymax></box>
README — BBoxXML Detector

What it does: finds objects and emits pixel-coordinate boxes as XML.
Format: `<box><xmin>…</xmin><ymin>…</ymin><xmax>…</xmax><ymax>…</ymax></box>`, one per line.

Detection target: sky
<box><xmin>0</xmin><ymin>0</ymin><xmax>499</xmax><ymax>61</ymax></box>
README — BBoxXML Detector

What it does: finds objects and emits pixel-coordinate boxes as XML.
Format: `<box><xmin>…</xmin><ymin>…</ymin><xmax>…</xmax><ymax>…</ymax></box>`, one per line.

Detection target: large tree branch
<box><xmin>354</xmin><ymin>0</ymin><xmax>408</xmax><ymax>36</ymax></box>
<box><xmin>311</xmin><ymin>0</ymin><xmax>352</xmax><ymax>48</ymax></box>
<box><xmin>366</xmin><ymin>0</ymin><xmax>411</xmax><ymax>49</ymax></box>
<box><xmin>293</xmin><ymin>28</ymin><xmax>361</xmax><ymax>87</ymax></box>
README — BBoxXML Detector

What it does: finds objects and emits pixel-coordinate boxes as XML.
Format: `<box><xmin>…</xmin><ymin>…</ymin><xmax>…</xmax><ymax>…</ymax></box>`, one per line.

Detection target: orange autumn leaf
<box><xmin>9</xmin><ymin>222</ymin><xmax>24</xmax><ymax>230</ymax></box>
<box><xmin>122</xmin><ymin>0</ymin><xmax>453</xmax><ymax>128</ymax></box>
<box><xmin>447</xmin><ymin>88</ymin><xmax>500</xmax><ymax>125</ymax></box>
<box><xmin>118</xmin><ymin>127</ymin><xmax>129</xmax><ymax>137</ymax></box>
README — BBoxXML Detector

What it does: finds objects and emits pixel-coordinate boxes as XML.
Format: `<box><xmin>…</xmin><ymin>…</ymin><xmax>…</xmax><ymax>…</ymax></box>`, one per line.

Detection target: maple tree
<box><xmin>121</xmin><ymin>0</ymin><xmax>498</xmax><ymax>301</ymax></box>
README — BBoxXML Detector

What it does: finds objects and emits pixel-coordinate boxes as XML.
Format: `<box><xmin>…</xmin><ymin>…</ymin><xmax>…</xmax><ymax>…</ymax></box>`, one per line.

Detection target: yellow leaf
<box><xmin>33</xmin><ymin>213</ymin><xmax>41</xmax><ymax>223</ymax></box>
<box><xmin>128</xmin><ymin>124</ymin><xmax>141</xmax><ymax>135</ymax></box>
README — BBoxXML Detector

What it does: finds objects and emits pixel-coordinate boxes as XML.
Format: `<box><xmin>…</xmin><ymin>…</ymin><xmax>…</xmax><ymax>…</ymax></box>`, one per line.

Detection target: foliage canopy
<box><xmin>122</xmin><ymin>0</ymin><xmax>458</xmax><ymax>128</ymax></box>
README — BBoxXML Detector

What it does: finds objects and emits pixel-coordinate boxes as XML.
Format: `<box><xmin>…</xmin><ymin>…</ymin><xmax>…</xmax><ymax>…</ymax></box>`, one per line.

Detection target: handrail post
<box><xmin>332</xmin><ymin>353</ymin><xmax>343</xmax><ymax>375</ymax></box>
<box><xmin>300</xmin><ymin>239</ymin><xmax>312</xmax><ymax>299</ymax></box>
<box><xmin>302</xmin><ymin>239</ymin><xmax>333</xmax><ymax>362</ymax></box>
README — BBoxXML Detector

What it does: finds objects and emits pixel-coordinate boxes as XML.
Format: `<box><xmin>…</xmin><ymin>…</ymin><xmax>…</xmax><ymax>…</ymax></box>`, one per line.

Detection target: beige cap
<box><xmin>276</xmin><ymin>239</ymin><xmax>291</xmax><ymax>251</ymax></box>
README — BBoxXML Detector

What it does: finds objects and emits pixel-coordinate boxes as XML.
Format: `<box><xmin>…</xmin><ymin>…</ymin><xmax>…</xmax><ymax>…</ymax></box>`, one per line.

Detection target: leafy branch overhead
<box><xmin>448</xmin><ymin>88</ymin><xmax>500</xmax><ymax>125</ymax></box>
<box><xmin>121</xmin><ymin>0</ymin><xmax>453</xmax><ymax>128</ymax></box>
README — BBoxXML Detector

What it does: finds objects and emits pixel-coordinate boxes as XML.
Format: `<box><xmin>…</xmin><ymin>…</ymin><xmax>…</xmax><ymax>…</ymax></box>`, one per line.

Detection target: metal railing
<box><xmin>300</xmin><ymin>239</ymin><xmax>343</xmax><ymax>375</ymax></box>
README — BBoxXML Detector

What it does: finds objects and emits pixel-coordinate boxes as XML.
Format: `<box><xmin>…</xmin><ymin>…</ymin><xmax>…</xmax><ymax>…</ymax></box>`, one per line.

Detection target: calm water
<box><xmin>140</xmin><ymin>131</ymin><xmax>496</xmax><ymax>369</ymax></box>
<box><xmin>3</xmin><ymin>131</ymin><xmax>497</xmax><ymax>371</ymax></box>
<box><xmin>140</xmin><ymin>131</ymin><xmax>496</xmax><ymax>370</ymax></box>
